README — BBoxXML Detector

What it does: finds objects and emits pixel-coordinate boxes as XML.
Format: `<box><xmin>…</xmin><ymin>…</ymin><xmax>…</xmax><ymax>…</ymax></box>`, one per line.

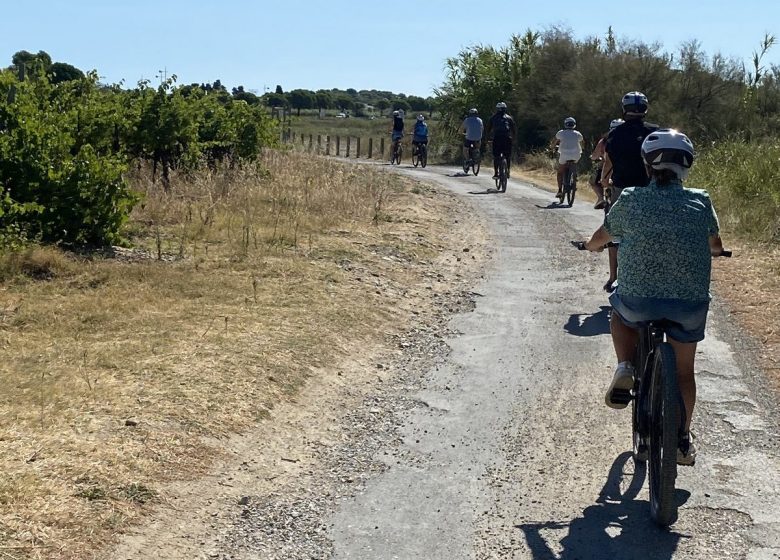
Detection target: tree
<box><xmin>275</xmin><ymin>84</ymin><xmax>283</xmax><ymax>94</ymax></box>
<box><xmin>375</xmin><ymin>98</ymin><xmax>390</xmax><ymax>115</ymax></box>
<box><xmin>265</xmin><ymin>92</ymin><xmax>287</xmax><ymax>107</ymax></box>
<box><xmin>315</xmin><ymin>91</ymin><xmax>332</xmax><ymax>109</ymax></box>
<box><xmin>49</xmin><ymin>62</ymin><xmax>84</xmax><ymax>84</ymax></box>
<box><xmin>288</xmin><ymin>88</ymin><xmax>315</xmax><ymax>116</ymax></box>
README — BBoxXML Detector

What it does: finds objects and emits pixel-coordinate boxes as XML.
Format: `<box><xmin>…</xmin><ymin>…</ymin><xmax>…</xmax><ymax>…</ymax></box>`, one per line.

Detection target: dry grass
<box><xmin>0</xmin><ymin>151</ymin><xmax>467</xmax><ymax>558</ymax></box>
<box><xmin>711</xmin><ymin>241</ymin><xmax>780</xmax><ymax>388</ymax></box>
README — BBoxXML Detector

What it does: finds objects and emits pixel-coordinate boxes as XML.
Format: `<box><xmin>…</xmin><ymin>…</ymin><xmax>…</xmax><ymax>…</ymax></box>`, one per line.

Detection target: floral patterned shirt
<box><xmin>604</xmin><ymin>179</ymin><xmax>720</xmax><ymax>301</ymax></box>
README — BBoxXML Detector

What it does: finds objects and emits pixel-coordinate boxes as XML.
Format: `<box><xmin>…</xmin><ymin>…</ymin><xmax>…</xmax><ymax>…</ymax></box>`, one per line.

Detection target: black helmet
<box><xmin>621</xmin><ymin>91</ymin><xmax>649</xmax><ymax>116</ymax></box>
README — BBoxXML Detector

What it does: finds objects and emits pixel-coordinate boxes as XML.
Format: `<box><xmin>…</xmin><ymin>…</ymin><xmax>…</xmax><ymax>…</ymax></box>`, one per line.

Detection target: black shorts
<box><xmin>492</xmin><ymin>136</ymin><xmax>512</xmax><ymax>158</ymax></box>
<box><xmin>463</xmin><ymin>138</ymin><xmax>480</xmax><ymax>148</ymax></box>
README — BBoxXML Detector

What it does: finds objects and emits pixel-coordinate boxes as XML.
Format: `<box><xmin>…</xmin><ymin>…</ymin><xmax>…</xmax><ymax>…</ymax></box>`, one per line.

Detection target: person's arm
<box><xmin>585</xmin><ymin>225</ymin><xmax>613</xmax><ymax>251</ymax></box>
<box><xmin>709</xmin><ymin>235</ymin><xmax>724</xmax><ymax>256</ymax></box>
<box><xmin>601</xmin><ymin>152</ymin><xmax>614</xmax><ymax>185</ymax></box>
<box><xmin>591</xmin><ymin>138</ymin><xmax>605</xmax><ymax>161</ymax></box>
<box><xmin>706</xmin><ymin>195</ymin><xmax>724</xmax><ymax>256</ymax></box>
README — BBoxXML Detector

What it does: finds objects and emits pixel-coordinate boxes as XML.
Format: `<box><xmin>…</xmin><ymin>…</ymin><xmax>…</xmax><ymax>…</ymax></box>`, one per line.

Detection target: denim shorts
<box><xmin>609</xmin><ymin>293</ymin><xmax>710</xmax><ymax>343</ymax></box>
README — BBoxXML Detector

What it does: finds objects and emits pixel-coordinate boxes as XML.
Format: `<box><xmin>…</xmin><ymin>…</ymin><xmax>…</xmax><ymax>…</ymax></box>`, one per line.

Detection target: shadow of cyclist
<box><xmin>517</xmin><ymin>452</ymin><xmax>688</xmax><ymax>559</ymax></box>
<box><xmin>564</xmin><ymin>306</ymin><xmax>611</xmax><ymax>337</ymax></box>
<box><xmin>534</xmin><ymin>202</ymin><xmax>568</xmax><ymax>210</ymax></box>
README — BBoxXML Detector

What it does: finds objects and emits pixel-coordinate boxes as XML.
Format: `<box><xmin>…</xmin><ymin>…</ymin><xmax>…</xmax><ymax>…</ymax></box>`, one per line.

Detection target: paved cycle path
<box><xmin>329</xmin><ymin>165</ymin><xmax>780</xmax><ymax>559</ymax></box>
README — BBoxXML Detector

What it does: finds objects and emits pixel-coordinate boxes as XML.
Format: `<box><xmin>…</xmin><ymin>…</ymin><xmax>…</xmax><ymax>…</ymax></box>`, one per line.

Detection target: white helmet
<box><xmin>609</xmin><ymin>118</ymin><xmax>625</xmax><ymax>130</ymax></box>
<box><xmin>417</xmin><ymin>114</ymin><xmax>425</xmax><ymax>121</ymax></box>
<box><xmin>564</xmin><ymin>117</ymin><xmax>576</xmax><ymax>129</ymax></box>
<box><xmin>621</xmin><ymin>91</ymin><xmax>649</xmax><ymax>116</ymax></box>
<box><xmin>392</xmin><ymin>110</ymin><xmax>400</xmax><ymax>117</ymax></box>
<box><xmin>496</xmin><ymin>101</ymin><xmax>507</xmax><ymax>111</ymax></box>
<box><xmin>469</xmin><ymin>107</ymin><xmax>478</xmax><ymax>115</ymax></box>
<box><xmin>641</xmin><ymin>128</ymin><xmax>694</xmax><ymax>180</ymax></box>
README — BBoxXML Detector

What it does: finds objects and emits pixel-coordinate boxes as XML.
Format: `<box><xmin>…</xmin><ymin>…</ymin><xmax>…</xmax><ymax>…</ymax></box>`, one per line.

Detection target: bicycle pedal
<box><xmin>610</xmin><ymin>389</ymin><xmax>633</xmax><ymax>404</ymax></box>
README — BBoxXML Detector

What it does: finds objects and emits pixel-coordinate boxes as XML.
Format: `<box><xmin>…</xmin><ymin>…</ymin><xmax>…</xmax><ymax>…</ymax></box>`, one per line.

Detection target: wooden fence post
<box><xmin>346</xmin><ymin>137</ymin><xmax>351</xmax><ymax>158</ymax></box>
<box><xmin>356</xmin><ymin>137</ymin><xmax>361</xmax><ymax>158</ymax></box>
<box><xmin>336</xmin><ymin>136</ymin><xmax>340</xmax><ymax>156</ymax></box>
<box><xmin>309</xmin><ymin>134</ymin><xmax>313</xmax><ymax>151</ymax></box>
<box><xmin>368</xmin><ymin>138</ymin><xmax>373</xmax><ymax>159</ymax></box>
<box><xmin>326</xmin><ymin>135</ymin><xmax>330</xmax><ymax>156</ymax></box>
<box><xmin>380</xmin><ymin>137</ymin><xmax>385</xmax><ymax>159</ymax></box>
<box><xmin>318</xmin><ymin>135</ymin><xmax>322</xmax><ymax>154</ymax></box>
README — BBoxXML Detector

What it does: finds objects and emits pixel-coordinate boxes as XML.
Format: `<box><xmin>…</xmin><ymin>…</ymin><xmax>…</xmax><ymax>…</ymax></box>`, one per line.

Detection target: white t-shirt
<box><xmin>556</xmin><ymin>129</ymin><xmax>583</xmax><ymax>157</ymax></box>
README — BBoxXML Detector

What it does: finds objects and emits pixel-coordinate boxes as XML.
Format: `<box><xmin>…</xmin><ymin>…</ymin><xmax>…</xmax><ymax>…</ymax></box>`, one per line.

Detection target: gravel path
<box><xmin>112</xmin><ymin>165</ymin><xmax>780</xmax><ymax>560</ymax></box>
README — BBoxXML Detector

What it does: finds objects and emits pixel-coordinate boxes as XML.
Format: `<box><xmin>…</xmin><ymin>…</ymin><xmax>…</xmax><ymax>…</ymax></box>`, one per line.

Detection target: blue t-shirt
<box><xmin>413</xmin><ymin>121</ymin><xmax>428</xmax><ymax>139</ymax></box>
<box><xmin>604</xmin><ymin>179</ymin><xmax>720</xmax><ymax>301</ymax></box>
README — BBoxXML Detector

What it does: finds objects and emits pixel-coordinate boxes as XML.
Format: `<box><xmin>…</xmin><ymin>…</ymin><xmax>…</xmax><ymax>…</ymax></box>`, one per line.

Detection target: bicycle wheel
<box><xmin>412</xmin><ymin>146</ymin><xmax>419</xmax><ymax>167</ymax></box>
<box><xmin>648</xmin><ymin>342</ymin><xmax>681</xmax><ymax>526</ymax></box>
<box><xmin>499</xmin><ymin>157</ymin><xmax>508</xmax><ymax>192</ymax></box>
<box><xmin>420</xmin><ymin>145</ymin><xmax>427</xmax><ymax>168</ymax></box>
<box><xmin>473</xmin><ymin>157</ymin><xmax>480</xmax><ymax>176</ymax></box>
<box><xmin>397</xmin><ymin>144</ymin><xmax>403</xmax><ymax>165</ymax></box>
<box><xmin>567</xmin><ymin>185</ymin><xmax>576</xmax><ymax>206</ymax></box>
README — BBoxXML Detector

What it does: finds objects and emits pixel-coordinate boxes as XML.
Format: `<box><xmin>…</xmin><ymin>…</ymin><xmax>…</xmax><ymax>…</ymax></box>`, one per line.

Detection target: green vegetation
<box><xmin>691</xmin><ymin>140</ymin><xmax>780</xmax><ymax>242</ymax></box>
<box><xmin>437</xmin><ymin>28</ymin><xmax>780</xmax><ymax>240</ymax></box>
<box><xmin>266</xmin><ymin>85</ymin><xmax>435</xmax><ymax>117</ymax></box>
<box><xmin>0</xmin><ymin>51</ymin><xmax>278</xmax><ymax>247</ymax></box>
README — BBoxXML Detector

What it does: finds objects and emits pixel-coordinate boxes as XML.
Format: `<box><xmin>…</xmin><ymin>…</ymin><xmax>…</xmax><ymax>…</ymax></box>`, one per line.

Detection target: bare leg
<box><xmin>668</xmin><ymin>338</ymin><xmax>697</xmax><ymax>432</ymax></box>
<box><xmin>592</xmin><ymin>182</ymin><xmax>604</xmax><ymax>201</ymax></box>
<box><xmin>611</xmin><ymin>311</ymin><xmax>638</xmax><ymax>363</ymax></box>
<box><xmin>556</xmin><ymin>164</ymin><xmax>564</xmax><ymax>192</ymax></box>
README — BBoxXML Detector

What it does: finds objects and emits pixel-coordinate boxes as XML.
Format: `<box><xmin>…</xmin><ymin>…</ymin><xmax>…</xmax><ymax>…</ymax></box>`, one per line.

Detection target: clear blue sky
<box><xmin>3</xmin><ymin>0</ymin><xmax>778</xmax><ymax>97</ymax></box>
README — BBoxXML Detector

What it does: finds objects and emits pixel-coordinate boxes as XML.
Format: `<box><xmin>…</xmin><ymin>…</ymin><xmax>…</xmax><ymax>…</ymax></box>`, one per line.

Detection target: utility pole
<box><xmin>157</xmin><ymin>67</ymin><xmax>168</xmax><ymax>85</ymax></box>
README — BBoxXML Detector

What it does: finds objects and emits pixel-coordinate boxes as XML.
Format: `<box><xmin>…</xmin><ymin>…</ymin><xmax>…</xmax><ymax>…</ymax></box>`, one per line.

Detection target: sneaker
<box><xmin>677</xmin><ymin>433</ymin><xmax>697</xmax><ymax>466</ymax></box>
<box><xmin>556</xmin><ymin>191</ymin><xmax>564</xmax><ymax>200</ymax></box>
<box><xmin>603</xmin><ymin>279</ymin><xmax>616</xmax><ymax>293</ymax></box>
<box><xmin>492</xmin><ymin>174</ymin><xmax>499</xmax><ymax>179</ymax></box>
<box><xmin>605</xmin><ymin>362</ymin><xmax>634</xmax><ymax>409</ymax></box>
<box><xmin>594</xmin><ymin>199</ymin><xmax>606</xmax><ymax>210</ymax></box>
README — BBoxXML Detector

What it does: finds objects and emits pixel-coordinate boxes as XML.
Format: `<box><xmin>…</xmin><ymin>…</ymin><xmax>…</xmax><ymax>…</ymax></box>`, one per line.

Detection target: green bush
<box><xmin>690</xmin><ymin>140</ymin><xmax>780</xmax><ymax>241</ymax></box>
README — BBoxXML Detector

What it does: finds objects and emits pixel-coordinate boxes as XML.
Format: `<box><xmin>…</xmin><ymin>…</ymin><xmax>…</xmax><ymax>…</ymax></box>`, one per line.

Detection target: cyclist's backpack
<box><xmin>414</xmin><ymin>122</ymin><xmax>428</xmax><ymax>138</ymax></box>
<box><xmin>494</xmin><ymin>114</ymin><xmax>512</xmax><ymax>138</ymax></box>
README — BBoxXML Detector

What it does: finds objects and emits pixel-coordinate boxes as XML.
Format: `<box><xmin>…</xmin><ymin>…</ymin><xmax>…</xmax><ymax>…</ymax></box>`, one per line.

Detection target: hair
<box><xmin>649</xmin><ymin>167</ymin><xmax>681</xmax><ymax>186</ymax></box>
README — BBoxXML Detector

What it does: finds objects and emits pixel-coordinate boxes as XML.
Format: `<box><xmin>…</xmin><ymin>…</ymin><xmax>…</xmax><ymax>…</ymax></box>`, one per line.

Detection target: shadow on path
<box><xmin>468</xmin><ymin>189</ymin><xmax>499</xmax><ymax>195</ymax></box>
<box><xmin>517</xmin><ymin>452</ymin><xmax>688</xmax><ymax>559</ymax></box>
<box><xmin>564</xmin><ymin>306</ymin><xmax>611</xmax><ymax>337</ymax></box>
<box><xmin>535</xmin><ymin>202</ymin><xmax>569</xmax><ymax>210</ymax></box>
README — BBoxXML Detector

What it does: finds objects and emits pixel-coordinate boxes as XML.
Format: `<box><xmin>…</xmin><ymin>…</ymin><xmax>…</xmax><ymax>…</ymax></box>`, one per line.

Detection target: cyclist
<box><xmin>590</xmin><ymin>119</ymin><xmax>624</xmax><ymax>209</ymax></box>
<box><xmin>583</xmin><ymin>129</ymin><xmax>725</xmax><ymax>465</ymax></box>
<box><xmin>460</xmin><ymin>108</ymin><xmax>484</xmax><ymax>164</ymax></box>
<box><xmin>412</xmin><ymin>115</ymin><xmax>429</xmax><ymax>155</ymax></box>
<box><xmin>390</xmin><ymin>110</ymin><xmax>404</xmax><ymax>159</ymax></box>
<box><xmin>550</xmin><ymin>117</ymin><xmax>584</xmax><ymax>201</ymax></box>
<box><xmin>601</xmin><ymin>92</ymin><xmax>659</xmax><ymax>293</ymax></box>
<box><xmin>486</xmin><ymin>102</ymin><xmax>516</xmax><ymax>179</ymax></box>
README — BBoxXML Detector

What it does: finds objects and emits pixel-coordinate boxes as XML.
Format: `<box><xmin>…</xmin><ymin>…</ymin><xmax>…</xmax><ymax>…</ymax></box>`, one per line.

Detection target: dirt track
<box><xmin>110</xmin><ymin>165</ymin><xmax>780</xmax><ymax>560</ymax></box>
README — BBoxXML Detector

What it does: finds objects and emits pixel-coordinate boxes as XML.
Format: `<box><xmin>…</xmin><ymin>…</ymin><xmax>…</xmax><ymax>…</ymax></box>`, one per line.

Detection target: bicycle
<box><xmin>572</xmin><ymin>240</ymin><xmax>731</xmax><ymax>526</ymax></box>
<box><xmin>561</xmin><ymin>160</ymin><xmax>578</xmax><ymax>206</ymax></box>
<box><xmin>412</xmin><ymin>142</ymin><xmax>428</xmax><ymax>168</ymax></box>
<box><xmin>462</xmin><ymin>140</ymin><xmax>481</xmax><ymax>176</ymax></box>
<box><xmin>495</xmin><ymin>152</ymin><xmax>508</xmax><ymax>193</ymax></box>
<box><xmin>390</xmin><ymin>134</ymin><xmax>403</xmax><ymax>165</ymax></box>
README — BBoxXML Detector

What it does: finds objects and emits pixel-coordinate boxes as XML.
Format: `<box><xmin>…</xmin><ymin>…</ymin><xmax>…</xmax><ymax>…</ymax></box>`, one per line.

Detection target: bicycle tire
<box><xmin>420</xmin><ymin>145</ymin><xmax>427</xmax><ymax>168</ymax></box>
<box><xmin>499</xmin><ymin>157</ymin><xmax>508</xmax><ymax>192</ymax></box>
<box><xmin>397</xmin><ymin>145</ymin><xmax>403</xmax><ymax>165</ymax></box>
<box><xmin>567</xmin><ymin>185</ymin><xmax>576</xmax><ymax>206</ymax></box>
<box><xmin>649</xmin><ymin>342</ymin><xmax>680</xmax><ymax>526</ymax></box>
<box><xmin>412</xmin><ymin>147</ymin><xmax>419</xmax><ymax>167</ymax></box>
<box><xmin>473</xmin><ymin>158</ymin><xmax>480</xmax><ymax>176</ymax></box>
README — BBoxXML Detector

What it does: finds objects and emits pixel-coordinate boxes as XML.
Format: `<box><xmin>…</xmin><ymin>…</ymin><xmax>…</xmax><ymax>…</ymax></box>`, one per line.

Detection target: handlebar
<box><xmin>571</xmin><ymin>240</ymin><xmax>617</xmax><ymax>250</ymax></box>
<box><xmin>571</xmin><ymin>240</ymin><xmax>732</xmax><ymax>257</ymax></box>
